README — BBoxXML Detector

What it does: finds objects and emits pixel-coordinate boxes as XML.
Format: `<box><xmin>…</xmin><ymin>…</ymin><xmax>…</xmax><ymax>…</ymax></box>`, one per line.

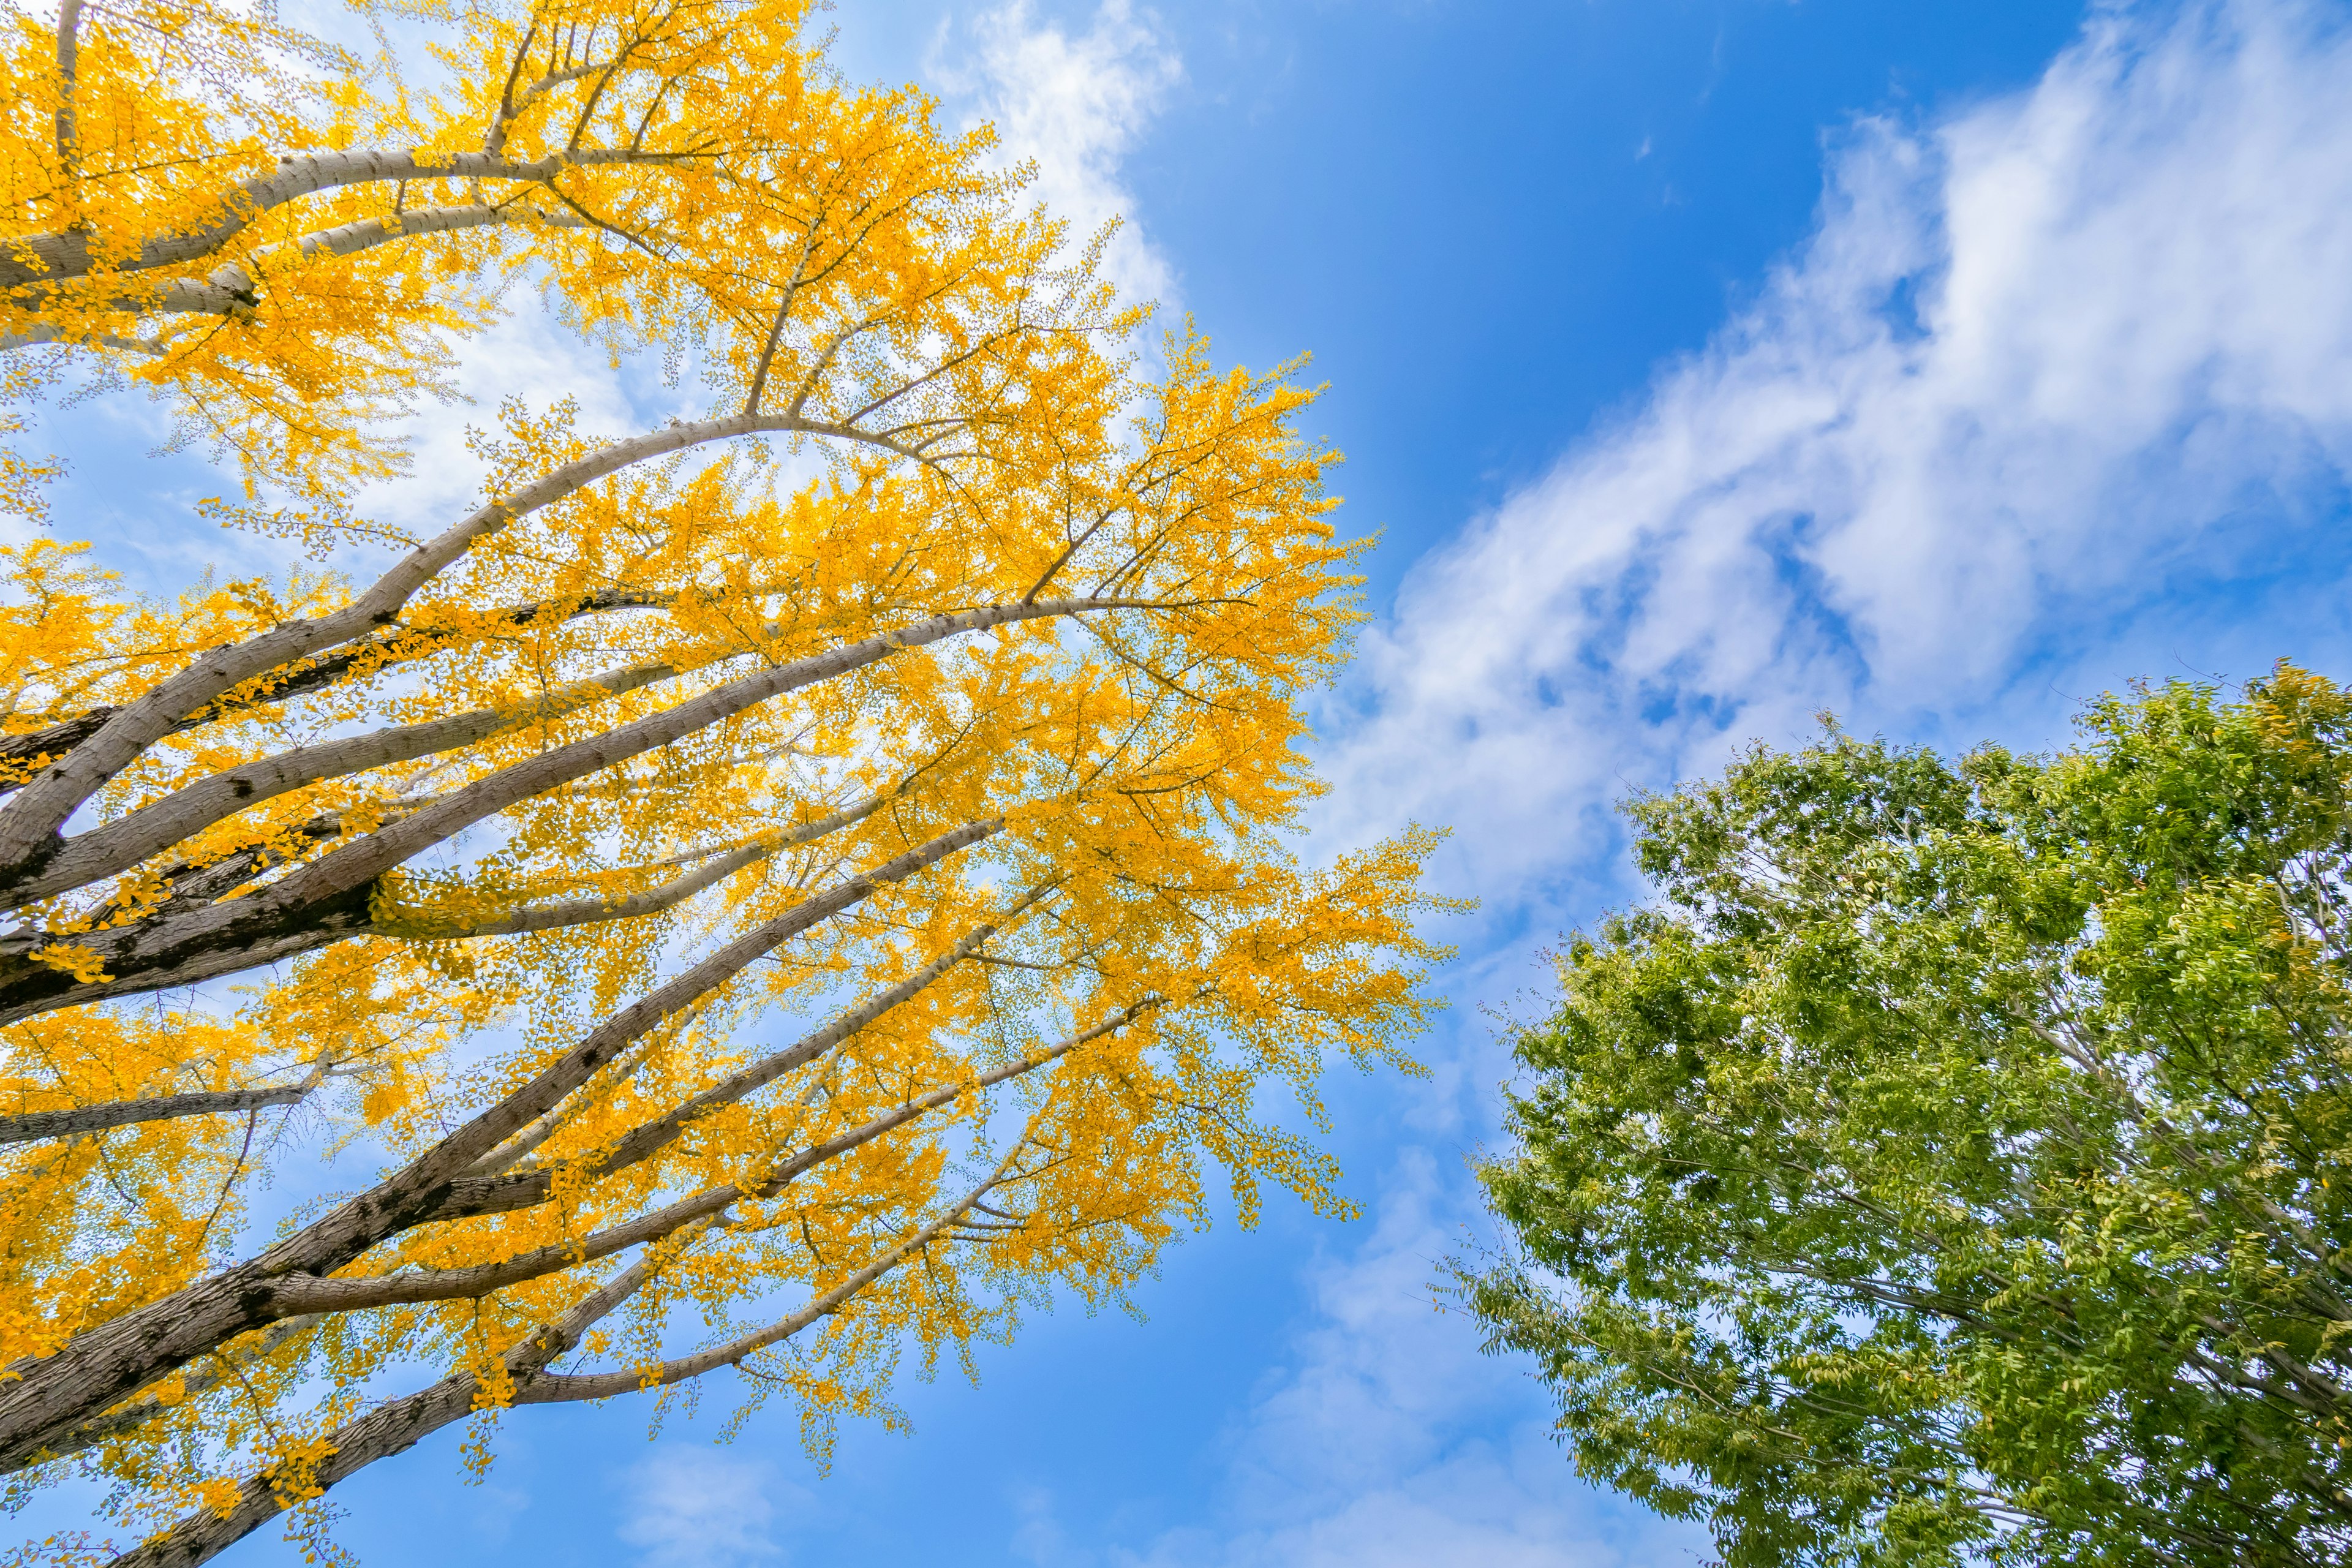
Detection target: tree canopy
<box><xmin>1471</xmin><ymin>666</ymin><xmax>2352</xmax><ymax>1568</ymax></box>
<box><xmin>0</xmin><ymin>2</ymin><xmax>1449</xmax><ymax>1562</ymax></box>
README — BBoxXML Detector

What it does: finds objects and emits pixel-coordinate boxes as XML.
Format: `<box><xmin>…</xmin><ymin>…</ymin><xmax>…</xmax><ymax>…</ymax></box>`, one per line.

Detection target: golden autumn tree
<box><xmin>0</xmin><ymin>2</ymin><xmax>1451</xmax><ymax>1562</ymax></box>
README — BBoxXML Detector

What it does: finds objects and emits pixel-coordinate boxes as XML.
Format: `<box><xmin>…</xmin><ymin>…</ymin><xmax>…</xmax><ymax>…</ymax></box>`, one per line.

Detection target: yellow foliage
<box><xmin>0</xmin><ymin>2</ymin><xmax>1453</xmax><ymax>1562</ymax></box>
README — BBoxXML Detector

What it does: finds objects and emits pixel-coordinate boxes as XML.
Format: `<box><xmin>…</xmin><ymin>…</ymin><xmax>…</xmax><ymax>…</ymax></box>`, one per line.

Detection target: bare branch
<box><xmin>0</xmin><ymin>1083</ymin><xmax>312</xmax><ymax>1145</ymax></box>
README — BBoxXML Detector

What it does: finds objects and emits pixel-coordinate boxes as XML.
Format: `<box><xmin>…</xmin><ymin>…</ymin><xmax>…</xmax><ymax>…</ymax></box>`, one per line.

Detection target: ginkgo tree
<box><xmin>0</xmin><ymin>2</ymin><xmax>1451</xmax><ymax>1562</ymax></box>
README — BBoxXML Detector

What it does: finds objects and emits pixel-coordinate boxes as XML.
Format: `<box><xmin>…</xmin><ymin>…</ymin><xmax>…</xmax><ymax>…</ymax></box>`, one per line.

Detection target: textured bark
<box><xmin>100</xmin><ymin>1238</ymin><xmax>676</xmax><ymax>1568</ymax></box>
<box><xmin>0</xmin><ymin>892</ymin><xmax>374</xmax><ymax>1023</ymax></box>
<box><xmin>0</xmin><ymin>1085</ymin><xmax>311</xmax><ymax>1145</ymax></box>
<box><xmin>268</xmin><ymin>1187</ymin><xmax>741</xmax><ymax>1313</ymax></box>
<box><xmin>51</xmin><ymin>0</ymin><xmax>81</xmax><ymax>173</ymax></box>
<box><xmin>6</xmin><ymin>657</ymin><xmax>682</xmax><ymax>910</ymax></box>
<box><xmin>135</xmin><ymin>211</ymin><xmax>597</xmax><ymax>320</ymax></box>
<box><xmin>103</xmin><ymin>1370</ymin><xmax>483</xmax><ymax>1568</ymax></box>
<box><xmin>18</xmin><ymin>1317</ymin><xmax>325</xmax><ymax>1468</ymax></box>
<box><xmin>0</xmin><ymin>586</ymin><xmax>671</xmax><ymax>788</ymax></box>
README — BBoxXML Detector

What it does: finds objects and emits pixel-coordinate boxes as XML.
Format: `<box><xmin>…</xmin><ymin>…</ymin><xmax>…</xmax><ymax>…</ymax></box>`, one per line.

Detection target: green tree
<box><xmin>1469</xmin><ymin>665</ymin><xmax>2352</xmax><ymax>1568</ymax></box>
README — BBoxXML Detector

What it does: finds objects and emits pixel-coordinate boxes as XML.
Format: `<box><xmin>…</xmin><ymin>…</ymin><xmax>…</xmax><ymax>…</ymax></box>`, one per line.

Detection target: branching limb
<box><xmin>99</xmin><ymin>1229</ymin><xmax>697</xmax><ymax>1568</ymax></box>
<box><xmin>92</xmin><ymin>1058</ymin><xmax>1123</xmax><ymax>1568</ymax></box>
<box><xmin>0</xmin><ymin>597</ymin><xmax>1145</xmax><ymax>1025</ymax></box>
<box><xmin>0</xmin><ymin>585</ymin><xmax>677</xmax><ymax>791</ymax></box>
<box><xmin>519</xmin><ymin>1148</ymin><xmax>1030</xmax><ymax>1404</ymax></box>
<box><xmin>0</xmin><ymin>145</ymin><xmax>703</xmax><ymax>293</ymax></box>
<box><xmin>0</xmin><ymin>1083</ymin><xmax>312</xmax><ymax>1146</ymax></box>
<box><xmin>276</xmin><ymin>981</ymin><xmax>1146</xmax><ymax>1319</ymax></box>
<box><xmin>0</xmin><ymin>820</ymin><xmax>998</xmax><ymax>1471</ymax></box>
<box><xmin>0</xmin><ymin>323</ymin><xmax>157</xmax><ymax>355</ymax></box>
<box><xmin>16</xmin><ymin>1316</ymin><xmax>325</xmax><ymax>1471</ymax></box>
<box><xmin>0</xmin><ymin>412</ymin><xmax>1090</xmax><ymax>889</ymax></box>
<box><xmin>407</xmin><ymin>793</ymin><xmax>910</xmax><ymax>941</ymax></box>
<box><xmin>6</xmin><ymin>655</ymin><xmax>685</xmax><ymax>913</ymax></box>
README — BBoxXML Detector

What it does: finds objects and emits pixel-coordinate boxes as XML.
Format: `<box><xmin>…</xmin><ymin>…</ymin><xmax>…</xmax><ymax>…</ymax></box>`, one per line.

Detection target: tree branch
<box><xmin>0</xmin><ymin>597</ymin><xmax>1144</xmax><ymax>1026</ymax></box>
<box><xmin>0</xmin><ymin>585</ymin><xmax>675</xmax><ymax>791</ymax></box>
<box><xmin>0</xmin><ymin>146</ymin><xmax>702</xmax><ymax>293</ymax></box>
<box><xmin>0</xmin><ymin>1083</ymin><xmax>314</xmax><ymax>1145</ymax></box>
<box><xmin>52</xmin><ymin>0</ymin><xmax>81</xmax><ymax>178</ymax></box>
<box><xmin>4</xmin><ymin>655</ymin><xmax>685</xmax><ymax>913</ymax></box>
<box><xmin>0</xmin><ymin>821</ymin><xmax>999</xmax><ymax>1471</ymax></box>
<box><xmin>0</xmin><ymin>411</ymin><xmax>1026</xmax><ymax>884</ymax></box>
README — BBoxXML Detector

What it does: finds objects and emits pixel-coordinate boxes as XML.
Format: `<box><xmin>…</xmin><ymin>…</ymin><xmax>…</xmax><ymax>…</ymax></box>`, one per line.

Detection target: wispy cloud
<box><xmin>1174</xmin><ymin>4</ymin><xmax>2352</xmax><ymax>1563</ymax></box>
<box><xmin>619</xmin><ymin>1447</ymin><xmax>802</xmax><ymax>1568</ymax></box>
<box><xmin>1324</xmin><ymin>0</ymin><xmax>2352</xmax><ymax>918</ymax></box>
<box><xmin>934</xmin><ymin>1</ymin><xmax>1184</xmax><ymax>315</ymax></box>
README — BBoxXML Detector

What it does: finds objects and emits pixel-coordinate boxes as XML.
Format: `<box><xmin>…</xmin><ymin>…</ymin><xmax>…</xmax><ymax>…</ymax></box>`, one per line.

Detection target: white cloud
<box><xmin>1322</xmin><ymin>0</ymin><xmax>2352</xmax><ymax>915</ymax></box>
<box><xmin>1013</xmin><ymin>1484</ymin><xmax>1085</xmax><ymax>1567</ymax></box>
<box><xmin>619</xmin><ymin>1447</ymin><xmax>804</xmax><ymax>1568</ymax></box>
<box><xmin>935</xmin><ymin>1</ymin><xmax>1184</xmax><ymax>315</ymax></box>
<box><xmin>1161</xmin><ymin>6</ymin><xmax>2352</xmax><ymax>1564</ymax></box>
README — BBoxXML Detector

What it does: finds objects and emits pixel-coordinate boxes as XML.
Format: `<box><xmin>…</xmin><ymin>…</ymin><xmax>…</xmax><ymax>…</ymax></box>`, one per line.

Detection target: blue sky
<box><xmin>24</xmin><ymin>1</ymin><xmax>2352</xmax><ymax>1564</ymax></box>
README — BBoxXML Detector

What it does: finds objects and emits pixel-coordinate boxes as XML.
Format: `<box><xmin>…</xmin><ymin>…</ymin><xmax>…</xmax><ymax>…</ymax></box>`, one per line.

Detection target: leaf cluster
<box><xmin>1471</xmin><ymin>666</ymin><xmax>2352</xmax><ymax>1568</ymax></box>
<box><xmin>0</xmin><ymin>6</ymin><xmax>1455</xmax><ymax>1563</ymax></box>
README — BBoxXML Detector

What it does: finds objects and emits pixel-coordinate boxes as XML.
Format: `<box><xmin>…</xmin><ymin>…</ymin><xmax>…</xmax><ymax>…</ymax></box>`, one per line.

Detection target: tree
<box><xmin>0</xmin><ymin>3</ymin><xmax>1450</xmax><ymax>1562</ymax></box>
<box><xmin>1470</xmin><ymin>668</ymin><xmax>2352</xmax><ymax>1568</ymax></box>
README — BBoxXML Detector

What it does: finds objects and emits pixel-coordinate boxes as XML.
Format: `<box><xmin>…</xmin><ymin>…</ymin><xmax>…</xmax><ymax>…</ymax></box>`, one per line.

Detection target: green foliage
<box><xmin>1470</xmin><ymin>665</ymin><xmax>2352</xmax><ymax>1567</ymax></box>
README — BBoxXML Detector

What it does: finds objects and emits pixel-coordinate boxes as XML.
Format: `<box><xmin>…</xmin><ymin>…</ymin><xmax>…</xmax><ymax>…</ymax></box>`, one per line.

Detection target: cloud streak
<box><xmin>1202</xmin><ymin>6</ymin><xmax>2352</xmax><ymax>1564</ymax></box>
<box><xmin>1087</xmin><ymin>1151</ymin><xmax>1706</xmax><ymax>1568</ymax></box>
<box><xmin>1325</xmin><ymin>0</ymin><xmax>2352</xmax><ymax>915</ymax></box>
<box><xmin>935</xmin><ymin>1</ymin><xmax>1183</xmax><ymax>315</ymax></box>
<box><xmin>620</xmin><ymin>1447</ymin><xmax>801</xmax><ymax>1568</ymax></box>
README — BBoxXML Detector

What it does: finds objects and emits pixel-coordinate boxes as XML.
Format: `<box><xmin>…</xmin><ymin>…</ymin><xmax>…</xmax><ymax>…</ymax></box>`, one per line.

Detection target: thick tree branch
<box><xmin>274</xmin><ymin>983</ymin><xmax>1143</xmax><ymax>1319</ymax></box>
<box><xmin>138</xmin><ymin>205</ymin><xmax>601</xmax><ymax>318</ymax></box>
<box><xmin>100</xmin><ymin>1234</ymin><xmax>688</xmax><ymax>1568</ymax></box>
<box><xmin>0</xmin><ymin>146</ymin><xmax>698</xmax><ymax>293</ymax></box>
<box><xmin>52</xmin><ymin>0</ymin><xmax>81</xmax><ymax>176</ymax></box>
<box><xmin>0</xmin><ymin>597</ymin><xmax>1142</xmax><ymax>1025</ymax></box>
<box><xmin>0</xmin><ymin>820</ymin><xmax>997</xmax><ymax>1471</ymax></box>
<box><xmin>0</xmin><ymin>586</ymin><xmax>674</xmax><ymax>790</ymax></box>
<box><xmin>103</xmin><ymin>1134</ymin><xmax>1012</xmax><ymax>1566</ymax></box>
<box><xmin>0</xmin><ymin>409</ymin><xmax>944</xmax><ymax>878</ymax></box>
<box><xmin>0</xmin><ymin>1083</ymin><xmax>312</xmax><ymax>1145</ymax></box>
<box><xmin>401</xmin><ymin>782</ymin><xmax>903</xmax><ymax>942</ymax></box>
<box><xmin>12</xmin><ymin>1316</ymin><xmax>325</xmax><ymax>1471</ymax></box>
<box><xmin>5</xmin><ymin>655</ymin><xmax>685</xmax><ymax>912</ymax></box>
